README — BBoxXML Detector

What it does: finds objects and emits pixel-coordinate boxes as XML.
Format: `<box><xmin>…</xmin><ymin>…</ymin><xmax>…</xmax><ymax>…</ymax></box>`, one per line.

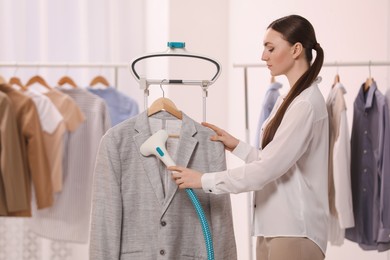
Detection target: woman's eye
<box><xmin>268</xmin><ymin>48</ymin><xmax>274</xmax><ymax>53</ymax></box>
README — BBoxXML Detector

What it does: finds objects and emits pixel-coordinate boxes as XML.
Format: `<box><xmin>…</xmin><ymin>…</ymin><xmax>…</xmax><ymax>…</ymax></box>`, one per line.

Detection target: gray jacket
<box><xmin>89</xmin><ymin>111</ymin><xmax>237</xmax><ymax>259</ymax></box>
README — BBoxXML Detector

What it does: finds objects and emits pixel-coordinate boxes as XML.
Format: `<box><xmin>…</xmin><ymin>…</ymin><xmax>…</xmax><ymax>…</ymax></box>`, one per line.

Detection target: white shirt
<box><xmin>326</xmin><ymin>83</ymin><xmax>354</xmax><ymax>245</ymax></box>
<box><xmin>23</xmin><ymin>88</ymin><xmax>63</xmax><ymax>134</ymax></box>
<box><xmin>202</xmin><ymin>79</ymin><xmax>329</xmax><ymax>254</ymax></box>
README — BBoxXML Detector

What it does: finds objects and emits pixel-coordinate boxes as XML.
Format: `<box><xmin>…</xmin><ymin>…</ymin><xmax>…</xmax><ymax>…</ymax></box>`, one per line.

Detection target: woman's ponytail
<box><xmin>261</xmin><ymin>15</ymin><xmax>324</xmax><ymax>149</ymax></box>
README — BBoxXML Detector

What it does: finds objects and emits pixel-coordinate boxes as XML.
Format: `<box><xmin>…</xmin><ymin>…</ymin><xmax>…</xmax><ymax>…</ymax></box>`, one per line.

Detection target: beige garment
<box><xmin>24</xmin><ymin>89</ymin><xmax>65</xmax><ymax>193</ymax></box>
<box><xmin>44</xmin><ymin>89</ymin><xmax>85</xmax><ymax>192</ymax></box>
<box><xmin>256</xmin><ymin>237</ymin><xmax>324</xmax><ymax>260</ymax></box>
<box><xmin>0</xmin><ymin>84</ymin><xmax>53</xmax><ymax>216</ymax></box>
<box><xmin>327</xmin><ymin>84</ymin><xmax>347</xmax><ymax>216</ymax></box>
<box><xmin>326</xmin><ymin>83</ymin><xmax>354</xmax><ymax>245</ymax></box>
<box><xmin>44</xmin><ymin>88</ymin><xmax>85</xmax><ymax>132</ymax></box>
<box><xmin>0</xmin><ymin>91</ymin><xmax>29</xmax><ymax>215</ymax></box>
<box><xmin>24</xmin><ymin>89</ymin><xmax>63</xmax><ymax>134</ymax></box>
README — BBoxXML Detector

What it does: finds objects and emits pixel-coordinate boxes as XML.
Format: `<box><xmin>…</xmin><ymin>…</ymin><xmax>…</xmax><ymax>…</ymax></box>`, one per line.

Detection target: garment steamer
<box><xmin>132</xmin><ymin>42</ymin><xmax>221</xmax><ymax>260</ymax></box>
<box><xmin>140</xmin><ymin>129</ymin><xmax>214</xmax><ymax>260</ymax></box>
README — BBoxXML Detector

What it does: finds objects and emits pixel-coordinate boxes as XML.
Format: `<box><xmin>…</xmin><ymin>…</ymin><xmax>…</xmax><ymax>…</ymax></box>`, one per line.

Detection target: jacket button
<box><xmin>160</xmin><ymin>250</ymin><xmax>165</xmax><ymax>255</ymax></box>
<box><xmin>161</xmin><ymin>221</ymin><xmax>166</xmax><ymax>226</ymax></box>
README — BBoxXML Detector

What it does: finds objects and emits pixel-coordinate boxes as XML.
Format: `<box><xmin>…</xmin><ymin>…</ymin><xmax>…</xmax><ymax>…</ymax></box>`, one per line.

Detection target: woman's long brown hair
<box><xmin>261</xmin><ymin>15</ymin><xmax>324</xmax><ymax>149</ymax></box>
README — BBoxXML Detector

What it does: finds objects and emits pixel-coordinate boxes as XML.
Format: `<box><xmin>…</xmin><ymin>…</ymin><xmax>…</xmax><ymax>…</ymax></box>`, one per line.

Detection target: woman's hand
<box><xmin>169</xmin><ymin>166</ymin><xmax>203</xmax><ymax>189</ymax></box>
<box><xmin>201</xmin><ymin>122</ymin><xmax>239</xmax><ymax>152</ymax></box>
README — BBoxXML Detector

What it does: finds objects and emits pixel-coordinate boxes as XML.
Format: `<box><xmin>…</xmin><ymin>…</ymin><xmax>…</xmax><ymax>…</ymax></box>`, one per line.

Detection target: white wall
<box><xmin>0</xmin><ymin>0</ymin><xmax>145</xmax><ymax>100</ymax></box>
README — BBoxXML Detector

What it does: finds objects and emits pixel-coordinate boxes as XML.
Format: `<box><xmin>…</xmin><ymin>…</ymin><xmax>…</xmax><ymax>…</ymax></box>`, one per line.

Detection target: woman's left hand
<box><xmin>169</xmin><ymin>166</ymin><xmax>203</xmax><ymax>189</ymax></box>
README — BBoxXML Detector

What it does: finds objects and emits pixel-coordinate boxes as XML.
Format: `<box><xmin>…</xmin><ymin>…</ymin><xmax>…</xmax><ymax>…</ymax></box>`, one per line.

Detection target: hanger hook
<box><xmin>160</xmin><ymin>79</ymin><xmax>167</xmax><ymax>98</ymax></box>
<box><xmin>13</xmin><ymin>65</ymin><xmax>19</xmax><ymax>76</ymax></box>
<box><xmin>335</xmin><ymin>61</ymin><xmax>339</xmax><ymax>75</ymax></box>
<box><xmin>368</xmin><ymin>60</ymin><xmax>372</xmax><ymax>78</ymax></box>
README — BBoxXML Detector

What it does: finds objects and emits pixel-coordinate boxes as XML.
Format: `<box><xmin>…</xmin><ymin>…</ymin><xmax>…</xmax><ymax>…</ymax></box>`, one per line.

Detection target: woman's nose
<box><xmin>261</xmin><ymin>51</ymin><xmax>268</xmax><ymax>61</ymax></box>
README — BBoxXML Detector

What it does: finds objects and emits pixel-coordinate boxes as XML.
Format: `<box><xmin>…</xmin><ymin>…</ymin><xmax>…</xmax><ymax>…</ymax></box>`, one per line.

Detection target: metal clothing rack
<box><xmin>234</xmin><ymin>60</ymin><xmax>390</xmax><ymax>144</ymax></box>
<box><xmin>234</xmin><ymin>60</ymin><xmax>390</xmax><ymax>68</ymax></box>
<box><xmin>234</xmin><ymin>60</ymin><xmax>390</xmax><ymax>260</ymax></box>
<box><xmin>0</xmin><ymin>62</ymin><xmax>128</xmax><ymax>87</ymax></box>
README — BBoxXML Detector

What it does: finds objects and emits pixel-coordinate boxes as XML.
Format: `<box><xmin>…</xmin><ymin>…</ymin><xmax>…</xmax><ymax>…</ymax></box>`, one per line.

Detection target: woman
<box><xmin>169</xmin><ymin>14</ymin><xmax>328</xmax><ymax>260</ymax></box>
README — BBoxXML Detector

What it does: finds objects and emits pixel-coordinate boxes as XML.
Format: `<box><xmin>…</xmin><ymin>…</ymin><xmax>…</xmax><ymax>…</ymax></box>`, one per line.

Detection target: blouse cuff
<box><xmin>201</xmin><ymin>173</ymin><xmax>216</xmax><ymax>194</ymax></box>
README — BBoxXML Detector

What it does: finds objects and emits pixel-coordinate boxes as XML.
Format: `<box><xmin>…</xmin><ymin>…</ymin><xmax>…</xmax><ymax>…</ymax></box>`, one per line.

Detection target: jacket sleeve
<box><xmin>89</xmin><ymin>132</ymin><xmax>123</xmax><ymax>260</ymax></box>
<box><xmin>23</xmin><ymin>100</ymin><xmax>53</xmax><ymax>209</ymax></box>
<box><xmin>0</xmin><ymin>97</ymin><xmax>29</xmax><ymax>213</ymax></box>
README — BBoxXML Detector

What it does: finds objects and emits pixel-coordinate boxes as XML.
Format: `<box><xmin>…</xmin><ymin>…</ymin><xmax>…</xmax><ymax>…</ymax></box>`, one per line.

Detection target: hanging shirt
<box><xmin>0</xmin><ymin>91</ymin><xmax>29</xmax><ymax>215</ymax></box>
<box><xmin>0</xmin><ymin>84</ymin><xmax>53</xmax><ymax>216</ymax></box>
<box><xmin>88</xmin><ymin>87</ymin><xmax>139</xmax><ymax>126</ymax></box>
<box><xmin>44</xmin><ymin>88</ymin><xmax>85</xmax><ymax>132</ymax></box>
<box><xmin>89</xmin><ymin>111</ymin><xmax>237</xmax><ymax>260</ymax></box>
<box><xmin>345</xmin><ymin>82</ymin><xmax>390</xmax><ymax>251</ymax></box>
<box><xmin>43</xmin><ymin>88</ymin><xmax>85</xmax><ymax>192</ymax></box>
<box><xmin>30</xmin><ymin>88</ymin><xmax>111</xmax><ymax>243</ymax></box>
<box><xmin>254</xmin><ymin>82</ymin><xmax>282</xmax><ymax>149</ymax></box>
<box><xmin>23</xmin><ymin>88</ymin><xmax>63</xmax><ymax>134</ymax></box>
<box><xmin>24</xmin><ymin>88</ymin><xmax>65</xmax><ymax>193</ymax></box>
<box><xmin>326</xmin><ymin>83</ymin><xmax>354</xmax><ymax>246</ymax></box>
<box><xmin>202</xmin><ymin>78</ymin><xmax>329</xmax><ymax>254</ymax></box>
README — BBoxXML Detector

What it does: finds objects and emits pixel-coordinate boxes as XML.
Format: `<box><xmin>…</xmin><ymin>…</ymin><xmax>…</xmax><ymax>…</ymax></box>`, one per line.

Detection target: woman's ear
<box><xmin>291</xmin><ymin>42</ymin><xmax>303</xmax><ymax>59</ymax></box>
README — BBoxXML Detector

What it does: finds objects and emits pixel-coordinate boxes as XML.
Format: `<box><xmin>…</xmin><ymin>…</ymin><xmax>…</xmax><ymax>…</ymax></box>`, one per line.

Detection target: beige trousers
<box><xmin>256</xmin><ymin>236</ymin><xmax>325</xmax><ymax>260</ymax></box>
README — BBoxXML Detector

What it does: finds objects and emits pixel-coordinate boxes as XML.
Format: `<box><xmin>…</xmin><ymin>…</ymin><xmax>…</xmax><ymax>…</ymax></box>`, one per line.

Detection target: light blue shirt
<box><xmin>88</xmin><ymin>87</ymin><xmax>139</xmax><ymax>126</ymax></box>
<box><xmin>254</xmin><ymin>82</ymin><xmax>282</xmax><ymax>149</ymax></box>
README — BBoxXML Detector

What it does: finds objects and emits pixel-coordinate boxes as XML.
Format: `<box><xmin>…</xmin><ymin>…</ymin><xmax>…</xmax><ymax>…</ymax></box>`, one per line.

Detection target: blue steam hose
<box><xmin>185</xmin><ymin>188</ymin><xmax>214</xmax><ymax>260</ymax></box>
<box><xmin>139</xmin><ymin>129</ymin><xmax>215</xmax><ymax>259</ymax></box>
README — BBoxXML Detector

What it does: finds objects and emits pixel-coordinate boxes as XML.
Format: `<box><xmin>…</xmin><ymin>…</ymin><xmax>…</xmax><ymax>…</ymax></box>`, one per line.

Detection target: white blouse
<box><xmin>202</xmin><ymin>79</ymin><xmax>329</xmax><ymax>254</ymax></box>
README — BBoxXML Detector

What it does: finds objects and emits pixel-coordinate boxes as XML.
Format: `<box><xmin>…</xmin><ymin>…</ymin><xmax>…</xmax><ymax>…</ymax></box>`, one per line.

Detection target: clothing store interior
<box><xmin>1</xmin><ymin>0</ymin><xmax>390</xmax><ymax>259</ymax></box>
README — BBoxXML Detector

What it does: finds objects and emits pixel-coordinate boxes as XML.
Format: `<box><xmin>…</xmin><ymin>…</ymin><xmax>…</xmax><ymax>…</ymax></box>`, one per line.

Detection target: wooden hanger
<box><xmin>89</xmin><ymin>75</ymin><xmax>110</xmax><ymax>88</ymax></box>
<box><xmin>58</xmin><ymin>75</ymin><xmax>78</xmax><ymax>88</ymax></box>
<box><xmin>334</xmin><ymin>74</ymin><xmax>340</xmax><ymax>84</ymax></box>
<box><xmin>148</xmin><ymin>97</ymin><xmax>183</xmax><ymax>120</ymax></box>
<box><xmin>364</xmin><ymin>77</ymin><xmax>374</xmax><ymax>92</ymax></box>
<box><xmin>9</xmin><ymin>76</ymin><xmax>27</xmax><ymax>91</ymax></box>
<box><xmin>26</xmin><ymin>75</ymin><xmax>52</xmax><ymax>90</ymax></box>
<box><xmin>364</xmin><ymin>61</ymin><xmax>373</xmax><ymax>92</ymax></box>
<box><xmin>332</xmin><ymin>74</ymin><xmax>340</xmax><ymax>88</ymax></box>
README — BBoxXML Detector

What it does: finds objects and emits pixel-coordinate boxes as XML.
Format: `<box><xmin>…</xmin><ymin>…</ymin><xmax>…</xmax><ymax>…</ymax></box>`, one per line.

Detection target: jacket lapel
<box><xmin>133</xmin><ymin>111</ymin><xmax>165</xmax><ymax>205</ymax></box>
<box><xmin>162</xmin><ymin>113</ymin><xmax>198</xmax><ymax>215</ymax></box>
<box><xmin>133</xmin><ymin>111</ymin><xmax>199</xmax><ymax>214</ymax></box>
